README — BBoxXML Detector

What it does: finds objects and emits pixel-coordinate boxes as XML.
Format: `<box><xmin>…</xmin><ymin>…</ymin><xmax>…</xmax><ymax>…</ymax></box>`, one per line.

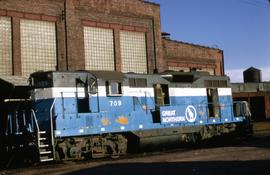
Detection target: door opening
<box><xmin>207</xmin><ymin>88</ymin><xmax>219</xmax><ymax>118</ymax></box>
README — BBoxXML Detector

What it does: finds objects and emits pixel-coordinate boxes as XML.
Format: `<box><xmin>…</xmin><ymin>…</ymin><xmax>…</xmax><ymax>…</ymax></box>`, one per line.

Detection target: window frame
<box><xmin>0</xmin><ymin>16</ymin><xmax>12</xmax><ymax>75</ymax></box>
<box><xmin>106</xmin><ymin>81</ymin><xmax>123</xmax><ymax>96</ymax></box>
<box><xmin>84</xmin><ymin>26</ymin><xmax>115</xmax><ymax>71</ymax></box>
<box><xmin>120</xmin><ymin>30</ymin><xmax>148</xmax><ymax>74</ymax></box>
<box><xmin>20</xmin><ymin>19</ymin><xmax>57</xmax><ymax>76</ymax></box>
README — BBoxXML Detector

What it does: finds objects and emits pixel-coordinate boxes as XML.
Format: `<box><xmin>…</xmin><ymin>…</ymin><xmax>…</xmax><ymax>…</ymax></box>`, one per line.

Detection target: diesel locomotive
<box><xmin>0</xmin><ymin>70</ymin><xmax>252</xmax><ymax>165</ymax></box>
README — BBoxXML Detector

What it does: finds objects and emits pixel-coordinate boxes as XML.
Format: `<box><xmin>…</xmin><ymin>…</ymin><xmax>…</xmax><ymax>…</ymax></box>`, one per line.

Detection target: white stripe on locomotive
<box><xmin>31</xmin><ymin>87</ymin><xmax>232</xmax><ymax>100</ymax></box>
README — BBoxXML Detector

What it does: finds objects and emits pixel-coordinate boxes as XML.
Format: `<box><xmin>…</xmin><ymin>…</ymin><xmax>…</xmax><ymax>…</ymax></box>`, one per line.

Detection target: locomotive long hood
<box><xmin>0</xmin><ymin>75</ymin><xmax>30</xmax><ymax>100</ymax></box>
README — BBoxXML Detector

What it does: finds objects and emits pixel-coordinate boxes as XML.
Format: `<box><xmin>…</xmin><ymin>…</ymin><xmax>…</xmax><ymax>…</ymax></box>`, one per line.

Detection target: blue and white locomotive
<box><xmin>2</xmin><ymin>70</ymin><xmax>252</xmax><ymax>163</ymax></box>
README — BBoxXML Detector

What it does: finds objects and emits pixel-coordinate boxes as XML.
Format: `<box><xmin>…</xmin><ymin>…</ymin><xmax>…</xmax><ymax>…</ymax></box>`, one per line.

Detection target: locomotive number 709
<box><xmin>109</xmin><ymin>100</ymin><xmax>122</xmax><ymax>107</ymax></box>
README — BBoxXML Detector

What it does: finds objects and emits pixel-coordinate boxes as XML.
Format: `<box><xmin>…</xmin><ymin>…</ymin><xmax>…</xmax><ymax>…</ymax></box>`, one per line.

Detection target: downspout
<box><xmin>152</xmin><ymin>19</ymin><xmax>158</xmax><ymax>74</ymax></box>
<box><xmin>221</xmin><ymin>50</ymin><xmax>225</xmax><ymax>75</ymax></box>
<box><xmin>64</xmin><ymin>0</ymin><xmax>69</xmax><ymax>71</ymax></box>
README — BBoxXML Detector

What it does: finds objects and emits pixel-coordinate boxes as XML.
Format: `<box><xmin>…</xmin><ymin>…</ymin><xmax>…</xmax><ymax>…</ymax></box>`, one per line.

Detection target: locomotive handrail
<box><xmin>158</xmin><ymin>102</ymin><xmax>248</xmax><ymax>120</ymax></box>
<box><xmin>133</xmin><ymin>96</ymin><xmax>154</xmax><ymax>112</ymax></box>
<box><xmin>49</xmin><ymin>98</ymin><xmax>56</xmax><ymax>159</ymax></box>
<box><xmin>145</xmin><ymin>91</ymin><xmax>155</xmax><ymax>104</ymax></box>
<box><xmin>30</xmin><ymin>109</ymin><xmax>40</xmax><ymax>147</ymax></box>
<box><xmin>31</xmin><ymin>109</ymin><xmax>40</xmax><ymax>132</ymax></box>
<box><xmin>233</xmin><ymin>101</ymin><xmax>252</xmax><ymax>118</ymax></box>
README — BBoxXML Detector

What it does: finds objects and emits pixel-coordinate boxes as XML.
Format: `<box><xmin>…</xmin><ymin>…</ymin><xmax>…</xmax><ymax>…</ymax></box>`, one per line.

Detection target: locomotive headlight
<box><xmin>236</xmin><ymin>117</ymin><xmax>239</xmax><ymax>121</ymax></box>
<box><xmin>55</xmin><ymin>130</ymin><xmax>61</xmax><ymax>136</ymax></box>
<box><xmin>79</xmin><ymin>129</ymin><xmax>84</xmax><ymax>133</ymax></box>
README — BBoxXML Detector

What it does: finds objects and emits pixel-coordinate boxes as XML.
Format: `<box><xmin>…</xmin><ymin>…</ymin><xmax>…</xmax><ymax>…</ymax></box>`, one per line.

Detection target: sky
<box><xmin>149</xmin><ymin>0</ymin><xmax>270</xmax><ymax>82</ymax></box>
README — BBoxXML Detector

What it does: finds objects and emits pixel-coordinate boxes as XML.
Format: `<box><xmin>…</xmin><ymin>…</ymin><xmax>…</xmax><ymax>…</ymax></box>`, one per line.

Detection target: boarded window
<box><xmin>120</xmin><ymin>31</ymin><xmax>147</xmax><ymax>74</ymax></box>
<box><xmin>0</xmin><ymin>17</ymin><xmax>12</xmax><ymax>75</ymax></box>
<box><xmin>197</xmin><ymin>68</ymin><xmax>214</xmax><ymax>75</ymax></box>
<box><xmin>167</xmin><ymin>67</ymin><xmax>214</xmax><ymax>75</ymax></box>
<box><xmin>20</xmin><ymin>19</ymin><xmax>57</xmax><ymax>76</ymax></box>
<box><xmin>84</xmin><ymin>26</ymin><xmax>115</xmax><ymax>71</ymax></box>
<box><xmin>167</xmin><ymin>66</ymin><xmax>190</xmax><ymax>72</ymax></box>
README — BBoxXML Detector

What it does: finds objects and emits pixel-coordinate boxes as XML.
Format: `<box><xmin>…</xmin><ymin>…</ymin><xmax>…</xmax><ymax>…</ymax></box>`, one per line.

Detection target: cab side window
<box><xmin>106</xmin><ymin>81</ymin><xmax>122</xmax><ymax>96</ymax></box>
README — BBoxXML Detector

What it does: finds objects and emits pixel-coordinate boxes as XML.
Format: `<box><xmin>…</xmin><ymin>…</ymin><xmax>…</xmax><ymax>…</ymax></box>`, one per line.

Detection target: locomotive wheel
<box><xmin>55</xmin><ymin>134</ymin><xmax>127</xmax><ymax>160</ymax></box>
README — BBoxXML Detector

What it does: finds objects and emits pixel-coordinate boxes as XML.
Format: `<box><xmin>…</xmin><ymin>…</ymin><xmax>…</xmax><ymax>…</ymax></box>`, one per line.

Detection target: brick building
<box><xmin>162</xmin><ymin>38</ymin><xmax>224</xmax><ymax>76</ymax></box>
<box><xmin>0</xmin><ymin>0</ymin><xmax>223</xmax><ymax>79</ymax></box>
<box><xmin>232</xmin><ymin>83</ymin><xmax>270</xmax><ymax>121</ymax></box>
<box><xmin>0</xmin><ymin>0</ymin><xmax>165</xmax><ymax>77</ymax></box>
<box><xmin>232</xmin><ymin>68</ymin><xmax>270</xmax><ymax>121</ymax></box>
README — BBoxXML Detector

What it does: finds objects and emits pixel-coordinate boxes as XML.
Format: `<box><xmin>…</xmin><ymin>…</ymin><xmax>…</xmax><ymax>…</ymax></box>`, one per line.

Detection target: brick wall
<box><xmin>162</xmin><ymin>38</ymin><xmax>224</xmax><ymax>76</ymax></box>
<box><xmin>66</xmin><ymin>0</ymin><xmax>163</xmax><ymax>72</ymax></box>
<box><xmin>233</xmin><ymin>92</ymin><xmax>270</xmax><ymax>120</ymax></box>
<box><xmin>0</xmin><ymin>0</ymin><xmax>225</xmax><ymax>76</ymax></box>
<box><xmin>0</xmin><ymin>0</ymin><xmax>163</xmax><ymax>75</ymax></box>
<box><xmin>0</xmin><ymin>0</ymin><xmax>64</xmax><ymax>75</ymax></box>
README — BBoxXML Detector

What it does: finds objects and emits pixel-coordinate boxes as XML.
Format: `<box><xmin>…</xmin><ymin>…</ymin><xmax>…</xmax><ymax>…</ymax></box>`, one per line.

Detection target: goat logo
<box><xmin>185</xmin><ymin>105</ymin><xmax>197</xmax><ymax>123</ymax></box>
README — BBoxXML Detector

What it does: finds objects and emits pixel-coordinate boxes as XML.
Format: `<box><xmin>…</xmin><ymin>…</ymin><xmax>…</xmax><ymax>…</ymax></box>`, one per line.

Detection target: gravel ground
<box><xmin>1</xmin><ymin>121</ymin><xmax>270</xmax><ymax>175</ymax></box>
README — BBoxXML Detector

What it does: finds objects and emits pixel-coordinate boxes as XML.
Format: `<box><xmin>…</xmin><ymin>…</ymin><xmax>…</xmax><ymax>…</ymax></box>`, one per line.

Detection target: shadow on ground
<box><xmin>63</xmin><ymin>159</ymin><xmax>270</xmax><ymax>175</ymax></box>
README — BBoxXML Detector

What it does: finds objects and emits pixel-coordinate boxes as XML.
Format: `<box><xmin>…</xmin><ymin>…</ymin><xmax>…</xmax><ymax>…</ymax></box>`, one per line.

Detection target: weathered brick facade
<box><xmin>0</xmin><ymin>0</ymin><xmax>164</xmax><ymax>75</ymax></box>
<box><xmin>0</xmin><ymin>0</ymin><xmax>63</xmax><ymax>75</ymax></box>
<box><xmin>0</xmin><ymin>0</ymin><xmax>224</xmax><ymax>76</ymax></box>
<box><xmin>162</xmin><ymin>38</ymin><xmax>224</xmax><ymax>75</ymax></box>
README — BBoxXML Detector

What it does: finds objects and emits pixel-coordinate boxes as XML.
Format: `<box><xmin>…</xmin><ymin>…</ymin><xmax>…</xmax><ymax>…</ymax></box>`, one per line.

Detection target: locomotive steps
<box><xmin>38</xmin><ymin>131</ymin><xmax>54</xmax><ymax>162</ymax></box>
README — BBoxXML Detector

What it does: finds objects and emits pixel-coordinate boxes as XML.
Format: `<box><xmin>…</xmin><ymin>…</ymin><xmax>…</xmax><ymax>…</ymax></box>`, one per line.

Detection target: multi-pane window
<box><xmin>20</xmin><ymin>19</ymin><xmax>57</xmax><ymax>76</ymax></box>
<box><xmin>120</xmin><ymin>31</ymin><xmax>147</xmax><ymax>74</ymax></box>
<box><xmin>84</xmin><ymin>26</ymin><xmax>115</xmax><ymax>71</ymax></box>
<box><xmin>0</xmin><ymin>17</ymin><xmax>12</xmax><ymax>75</ymax></box>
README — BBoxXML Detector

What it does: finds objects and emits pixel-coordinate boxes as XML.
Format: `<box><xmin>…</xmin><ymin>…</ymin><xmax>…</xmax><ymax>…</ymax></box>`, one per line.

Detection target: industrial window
<box><xmin>20</xmin><ymin>19</ymin><xmax>57</xmax><ymax>76</ymax></box>
<box><xmin>106</xmin><ymin>81</ymin><xmax>122</xmax><ymax>96</ymax></box>
<box><xmin>84</xmin><ymin>26</ymin><xmax>115</xmax><ymax>71</ymax></box>
<box><xmin>120</xmin><ymin>31</ymin><xmax>147</xmax><ymax>74</ymax></box>
<box><xmin>0</xmin><ymin>17</ymin><xmax>12</xmax><ymax>75</ymax></box>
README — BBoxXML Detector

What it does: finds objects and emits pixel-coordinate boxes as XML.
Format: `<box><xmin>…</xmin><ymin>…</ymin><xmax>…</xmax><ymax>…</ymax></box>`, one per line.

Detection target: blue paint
<box><xmin>33</xmin><ymin>94</ymin><xmax>245</xmax><ymax>138</ymax></box>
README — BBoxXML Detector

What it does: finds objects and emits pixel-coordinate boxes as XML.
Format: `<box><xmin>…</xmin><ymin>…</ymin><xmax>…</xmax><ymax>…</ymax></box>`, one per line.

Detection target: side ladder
<box><xmin>38</xmin><ymin>131</ymin><xmax>54</xmax><ymax>162</ymax></box>
<box><xmin>31</xmin><ymin>99</ymin><xmax>56</xmax><ymax>163</ymax></box>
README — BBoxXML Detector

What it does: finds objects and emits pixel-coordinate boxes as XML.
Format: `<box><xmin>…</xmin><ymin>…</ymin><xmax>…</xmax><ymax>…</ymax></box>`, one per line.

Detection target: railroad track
<box><xmin>3</xmin><ymin>132</ymin><xmax>269</xmax><ymax>175</ymax></box>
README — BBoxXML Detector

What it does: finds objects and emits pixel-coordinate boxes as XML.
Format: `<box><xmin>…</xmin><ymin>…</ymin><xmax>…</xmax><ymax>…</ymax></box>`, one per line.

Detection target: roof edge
<box><xmin>142</xmin><ymin>0</ymin><xmax>160</xmax><ymax>6</ymax></box>
<box><xmin>163</xmin><ymin>38</ymin><xmax>222</xmax><ymax>51</ymax></box>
